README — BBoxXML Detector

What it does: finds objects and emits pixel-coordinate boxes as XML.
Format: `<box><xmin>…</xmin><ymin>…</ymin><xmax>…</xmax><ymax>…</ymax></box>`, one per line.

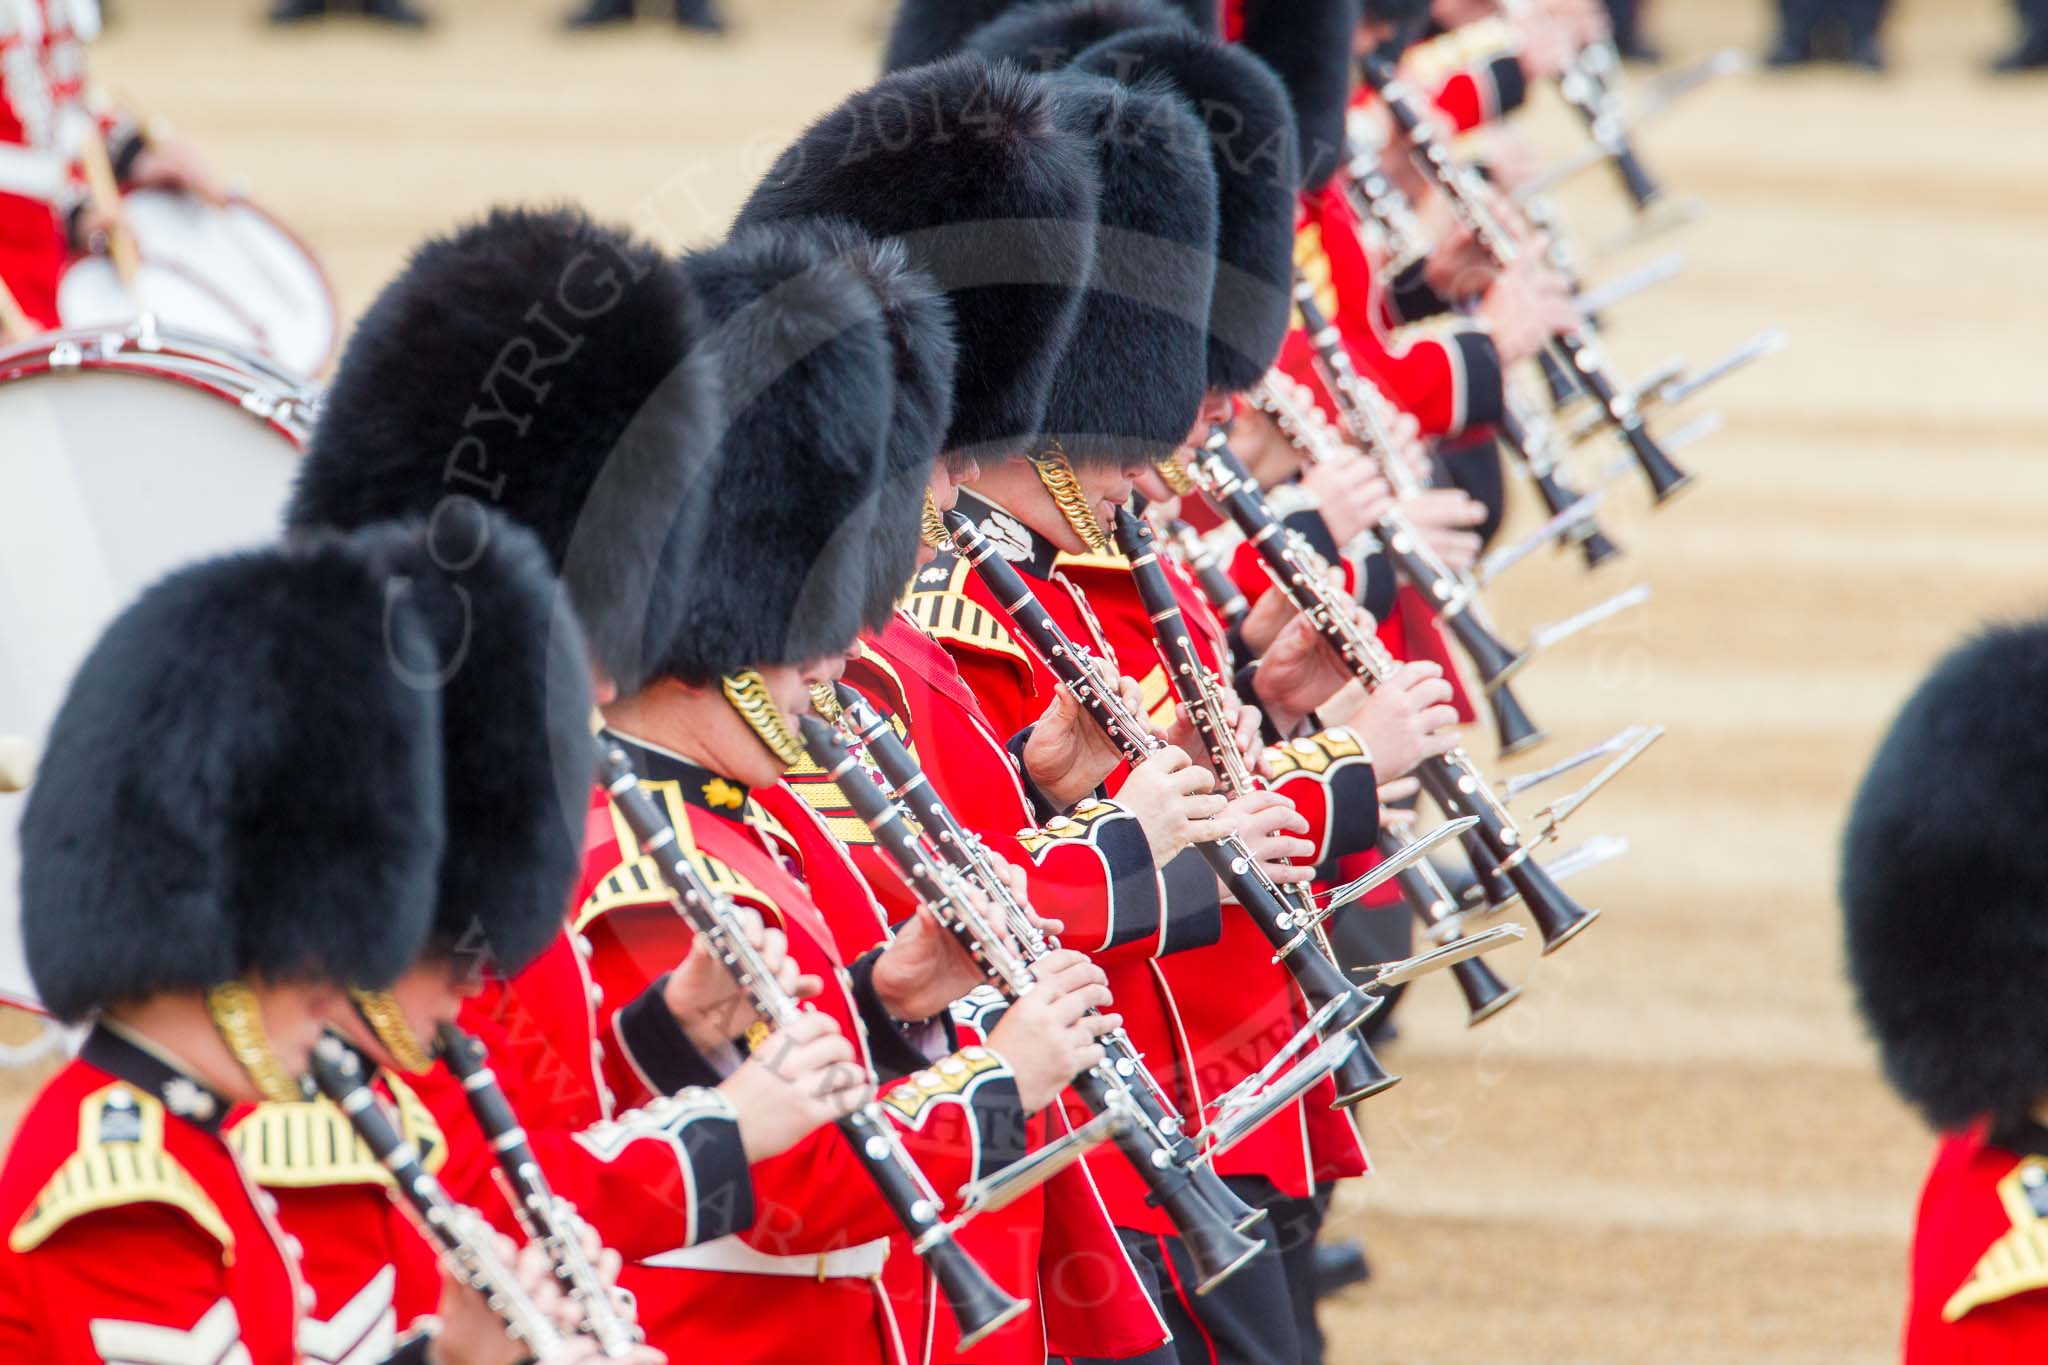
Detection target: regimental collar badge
<box><xmin>702</xmin><ymin>777</ymin><xmax>745</xmax><ymax>812</ymax></box>
<box><xmin>162</xmin><ymin>1077</ymin><xmax>218</xmax><ymax>1123</ymax></box>
<box><xmin>979</xmin><ymin>507</ymin><xmax>1034</xmax><ymax>565</ymax></box>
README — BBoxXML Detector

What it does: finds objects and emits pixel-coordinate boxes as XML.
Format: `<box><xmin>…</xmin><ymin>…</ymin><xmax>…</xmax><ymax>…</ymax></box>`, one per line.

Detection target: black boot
<box><xmin>1767</xmin><ymin>0</ymin><xmax>1820</xmax><ymax>65</ymax></box>
<box><xmin>361</xmin><ymin>0</ymin><xmax>429</xmax><ymax>25</ymax></box>
<box><xmin>1991</xmin><ymin>34</ymin><xmax>2048</xmax><ymax>70</ymax></box>
<box><xmin>564</xmin><ymin>0</ymin><xmax>634</xmax><ymax>28</ymax></box>
<box><xmin>674</xmin><ymin>0</ymin><xmax>725</xmax><ymax>32</ymax></box>
<box><xmin>1312</xmin><ymin>1239</ymin><xmax>1371</xmax><ymax>1299</ymax></box>
<box><xmin>1843</xmin><ymin>0</ymin><xmax>1888</xmax><ymax>69</ymax></box>
<box><xmin>268</xmin><ymin>0</ymin><xmax>329</xmax><ymax>23</ymax></box>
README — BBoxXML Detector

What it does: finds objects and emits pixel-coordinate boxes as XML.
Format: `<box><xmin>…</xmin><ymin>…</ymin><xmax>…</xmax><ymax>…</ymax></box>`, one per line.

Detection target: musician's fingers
<box><xmin>1377</xmin><ymin>776</ymin><xmax>1421</xmax><ymax>804</ymax></box>
<box><xmin>1416</xmin><ymin>704</ymin><xmax>1463</xmax><ymax>734</ymax></box>
<box><xmin>1407</xmin><ymin>676</ymin><xmax>1457</xmax><ymax>708</ymax></box>
<box><xmin>1261</xmin><ymin>860</ymin><xmax>1316</xmax><ymax>885</ymax></box>
<box><xmin>1185</xmin><ymin>792</ymin><xmax>1229</xmax><ymax>820</ymax></box>
<box><xmin>1171</xmin><ymin>762</ymin><xmax>1218</xmax><ymax>797</ymax></box>
<box><xmin>1186</xmin><ymin>816</ymin><xmax>1235</xmax><ymax>845</ymax></box>
<box><xmin>1082</xmin><ymin>1012</ymin><xmax>1121</xmax><ymax>1038</ymax></box>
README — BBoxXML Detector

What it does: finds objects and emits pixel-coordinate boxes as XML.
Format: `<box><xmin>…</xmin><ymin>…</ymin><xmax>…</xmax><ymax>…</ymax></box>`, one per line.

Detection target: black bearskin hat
<box><xmin>1074</xmin><ymin>28</ymin><xmax>1298</xmax><ymax>392</ymax></box>
<box><xmin>667</xmin><ymin>222</ymin><xmax>896</xmax><ymax>680</ymax></box>
<box><xmin>963</xmin><ymin>0</ymin><xmax>1197</xmax><ymax>71</ymax></box>
<box><xmin>1233</xmin><ymin>0</ymin><xmax>1361</xmax><ymax>190</ymax></box>
<box><xmin>1358</xmin><ymin>0</ymin><xmax>1429</xmax><ymax>22</ymax></box>
<box><xmin>371</xmin><ymin>516</ymin><xmax>595</xmax><ymax>978</ymax></box>
<box><xmin>1842</xmin><ymin>618</ymin><xmax>2048</xmax><ymax>1131</ymax></box>
<box><xmin>1025</xmin><ymin>73</ymin><xmax>1217</xmax><ymax>467</ymax></box>
<box><xmin>799</xmin><ymin>219</ymin><xmax>960</xmax><ymax>624</ymax></box>
<box><xmin>734</xmin><ymin>57</ymin><xmax>1100</xmax><ymax>465</ymax></box>
<box><xmin>22</xmin><ymin>532</ymin><xmax>447</xmax><ymax>1020</ymax></box>
<box><xmin>286</xmin><ymin>205</ymin><xmax>718</xmax><ymax>697</ymax></box>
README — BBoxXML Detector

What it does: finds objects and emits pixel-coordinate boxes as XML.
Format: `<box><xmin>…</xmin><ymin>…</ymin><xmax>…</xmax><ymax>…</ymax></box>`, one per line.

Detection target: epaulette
<box><xmin>577</xmin><ymin>782</ymin><xmax>776</xmax><ymax>929</ymax></box>
<box><xmin>1946</xmin><ymin>1157</ymin><xmax>2048</xmax><ymax>1321</ymax></box>
<box><xmin>1293</xmin><ymin>222</ymin><xmax>1340</xmax><ymax>327</ymax></box>
<box><xmin>1014</xmin><ymin>798</ymin><xmax>1128</xmax><ymax>857</ymax></box>
<box><xmin>877</xmin><ymin>1046</ymin><xmax>1008</xmax><ymax>1125</ymax></box>
<box><xmin>904</xmin><ymin>555</ymin><xmax>1030</xmax><ymax>668</ymax></box>
<box><xmin>785</xmin><ymin>711</ymin><xmax>917</xmax><ymax>848</ymax></box>
<box><xmin>229</xmin><ymin>1074</ymin><xmax>445</xmax><ymax>1190</ymax></box>
<box><xmin>9</xmin><ymin>1084</ymin><xmax>232</xmax><ymax>1258</ymax></box>
<box><xmin>1263</xmin><ymin>729</ymin><xmax>1370</xmax><ymax>780</ymax></box>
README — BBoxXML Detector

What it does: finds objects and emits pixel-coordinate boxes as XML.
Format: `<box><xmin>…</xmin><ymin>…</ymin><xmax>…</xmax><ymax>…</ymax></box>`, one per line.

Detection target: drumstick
<box><xmin>0</xmin><ymin>273</ymin><xmax>32</xmax><ymax>343</ymax></box>
<box><xmin>0</xmin><ymin>737</ymin><xmax>36</xmax><ymax>793</ymax></box>
<box><xmin>76</xmin><ymin>128</ymin><xmax>140</xmax><ymax>291</ymax></box>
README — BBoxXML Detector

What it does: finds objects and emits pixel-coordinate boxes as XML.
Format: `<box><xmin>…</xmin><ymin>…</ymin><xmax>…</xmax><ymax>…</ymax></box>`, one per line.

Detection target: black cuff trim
<box><xmin>1320</xmin><ymin>758</ymin><xmax>1382</xmax><ymax>864</ymax></box>
<box><xmin>107</xmin><ymin>124</ymin><xmax>149</xmax><ymax>184</ymax></box>
<box><xmin>1097</xmin><ymin>809</ymin><xmax>1166</xmax><ymax>953</ymax></box>
<box><xmin>1490</xmin><ymin>54</ymin><xmax>1530</xmax><ymax>118</ymax></box>
<box><xmin>1388</xmin><ymin>258</ymin><xmax>1453</xmax><ymax>325</ymax></box>
<box><xmin>1453</xmin><ymin>331</ymin><xmax>1506</xmax><ymax>435</ymax></box>
<box><xmin>617</xmin><ymin>977</ymin><xmax>726</xmax><ymax>1093</ymax></box>
<box><xmin>678</xmin><ymin>1105</ymin><xmax>756</xmax><ymax>1242</ymax></box>
<box><xmin>1005</xmin><ymin>724</ymin><xmax>1070</xmax><ymax>823</ymax></box>
<box><xmin>968</xmin><ymin>1072</ymin><xmax>1031</xmax><ymax>1178</ymax></box>
<box><xmin>1158</xmin><ymin>848</ymin><xmax>1224</xmax><ymax>957</ymax></box>
<box><xmin>848</xmin><ymin>947</ymin><xmax>940</xmax><ymax>1082</ymax></box>
<box><xmin>1283</xmin><ymin>507</ymin><xmax>1342</xmax><ymax>567</ymax></box>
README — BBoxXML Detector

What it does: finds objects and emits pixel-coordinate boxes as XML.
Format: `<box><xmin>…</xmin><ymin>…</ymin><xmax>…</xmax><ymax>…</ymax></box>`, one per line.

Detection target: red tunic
<box><xmin>785</xmin><ymin>611</ymin><xmax>1175</xmax><ymax>1363</ymax></box>
<box><xmin>906</xmin><ymin>493</ymin><xmax>1375</xmax><ymax>1210</ymax></box>
<box><xmin>227</xmin><ymin>1079</ymin><xmax>445</xmax><ymax>1365</ymax></box>
<box><xmin>575</xmin><ymin>739</ymin><xmax>1030</xmax><ymax>1365</ymax></box>
<box><xmin>0</xmin><ymin>1027</ymin><xmax>308</xmax><ymax>1364</ymax></box>
<box><xmin>1905</xmin><ymin>1122</ymin><xmax>2048</xmax><ymax>1363</ymax></box>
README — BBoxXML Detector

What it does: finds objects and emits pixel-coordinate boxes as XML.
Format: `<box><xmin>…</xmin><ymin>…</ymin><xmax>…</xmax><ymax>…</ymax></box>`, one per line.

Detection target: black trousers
<box><xmin>1059</xmin><ymin>1179</ymin><xmax>1327</xmax><ymax>1365</ymax></box>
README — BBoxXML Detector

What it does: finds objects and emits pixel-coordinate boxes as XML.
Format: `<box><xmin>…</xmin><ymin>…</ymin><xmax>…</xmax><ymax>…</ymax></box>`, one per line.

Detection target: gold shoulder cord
<box><xmin>348</xmin><ymin>989</ymin><xmax>437</xmax><ymax>1075</ymax></box>
<box><xmin>205</xmin><ymin>981</ymin><xmax>305</xmax><ymax>1103</ymax></box>
<box><xmin>1029</xmin><ymin>443</ymin><xmax>1112</xmax><ymax>555</ymax></box>
<box><xmin>722</xmin><ymin>670</ymin><xmax>806</xmax><ymax>768</ymax></box>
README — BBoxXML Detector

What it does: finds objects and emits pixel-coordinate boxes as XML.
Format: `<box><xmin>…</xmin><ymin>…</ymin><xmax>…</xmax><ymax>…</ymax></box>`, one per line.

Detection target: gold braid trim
<box><xmin>206</xmin><ymin>981</ymin><xmax>302</xmax><ymax>1104</ymax></box>
<box><xmin>10</xmin><ymin>1085</ymin><xmax>232</xmax><ymax>1256</ymax></box>
<box><xmin>721</xmin><ymin>671</ymin><xmax>805</xmax><ymax>769</ymax></box>
<box><xmin>1028</xmin><ymin>444</ymin><xmax>1111</xmax><ymax>555</ymax></box>
<box><xmin>1153</xmin><ymin>456</ymin><xmax>1197</xmax><ymax>497</ymax></box>
<box><xmin>348</xmin><ymin>990</ymin><xmax>436</xmax><ymax>1075</ymax></box>
<box><xmin>921</xmin><ymin>492</ymin><xmax>951</xmax><ymax>550</ymax></box>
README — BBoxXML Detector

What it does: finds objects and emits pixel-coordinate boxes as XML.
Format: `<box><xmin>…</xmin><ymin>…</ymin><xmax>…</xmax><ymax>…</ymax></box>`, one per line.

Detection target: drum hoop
<box><xmin>0</xmin><ymin>349</ymin><xmax>312</xmax><ymax>449</ymax></box>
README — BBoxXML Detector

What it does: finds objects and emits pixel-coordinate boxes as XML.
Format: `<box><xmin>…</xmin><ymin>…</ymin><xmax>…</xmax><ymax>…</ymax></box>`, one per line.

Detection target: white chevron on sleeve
<box><xmin>296</xmin><ymin>1265</ymin><xmax>397</xmax><ymax>1365</ymax></box>
<box><xmin>88</xmin><ymin>1298</ymin><xmax>252</xmax><ymax>1365</ymax></box>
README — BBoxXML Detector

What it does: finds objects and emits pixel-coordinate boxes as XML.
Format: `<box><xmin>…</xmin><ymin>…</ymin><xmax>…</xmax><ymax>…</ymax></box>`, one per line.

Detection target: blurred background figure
<box><xmin>269</xmin><ymin>0</ymin><xmax>430</xmax><ymax>27</ymax></box>
<box><xmin>1990</xmin><ymin>0</ymin><xmax>2048</xmax><ymax>69</ymax></box>
<box><xmin>563</xmin><ymin>0</ymin><xmax>724</xmax><ymax>33</ymax></box>
<box><xmin>1767</xmin><ymin>0</ymin><xmax>1889</xmax><ymax>69</ymax></box>
<box><xmin>1607</xmin><ymin>0</ymin><xmax>1659</xmax><ymax>61</ymax></box>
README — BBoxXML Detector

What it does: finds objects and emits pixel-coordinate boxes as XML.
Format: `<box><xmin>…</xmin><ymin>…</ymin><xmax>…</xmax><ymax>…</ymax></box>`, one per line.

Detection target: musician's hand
<box><xmin>1164</xmin><ymin>688</ymin><xmax>1260</xmax><ymax>780</ymax></box>
<box><xmin>1253</xmin><ymin>614</ymin><xmax>1356</xmax><ymax>733</ymax></box>
<box><xmin>1024</xmin><ymin>681</ymin><xmax>1136</xmax><ymax>809</ymax></box>
<box><xmin>724</xmin><ymin>1012</ymin><xmax>870</xmax><ymax>1161</ymax></box>
<box><xmin>1377</xmin><ymin>776</ymin><xmax>1422</xmax><ymax>807</ymax></box>
<box><xmin>874</xmin><ymin>905</ymin><xmax>987</xmax><ymax>1020</ymax></box>
<box><xmin>1514</xmin><ymin>6</ymin><xmax>1584</xmax><ymax>79</ymax></box>
<box><xmin>1219</xmin><ymin>790</ymin><xmax>1316</xmax><ymax>887</ymax></box>
<box><xmin>1424</xmin><ymin>222</ymin><xmax>1502</xmax><ymax>305</ymax></box>
<box><xmin>1479</xmin><ymin>258</ymin><xmax>1581</xmax><ymax>366</ymax></box>
<box><xmin>1239</xmin><ymin>580</ymin><xmax>1296</xmax><ymax>657</ymax></box>
<box><xmin>427</xmin><ymin>1234</ymin><xmax>573</xmax><ymax>1365</ymax></box>
<box><xmin>1398</xmin><ymin>489</ymin><xmax>1488</xmax><ymax>571</ymax></box>
<box><xmin>1116</xmin><ymin>745</ymin><xmax>1229</xmax><ymax>866</ymax></box>
<box><xmin>1333</xmin><ymin>661</ymin><xmax>1461</xmax><ymax>780</ymax></box>
<box><xmin>986</xmin><ymin>949</ymin><xmax>1117</xmax><ymax>1112</ymax></box>
<box><xmin>1301</xmin><ymin>458</ymin><xmax>1397</xmax><ymax>550</ymax></box>
<box><xmin>128</xmin><ymin>136</ymin><xmax>227</xmax><ymax>206</ymax></box>
<box><xmin>666</xmin><ymin>907</ymin><xmax>820</xmax><ymax>1053</ymax></box>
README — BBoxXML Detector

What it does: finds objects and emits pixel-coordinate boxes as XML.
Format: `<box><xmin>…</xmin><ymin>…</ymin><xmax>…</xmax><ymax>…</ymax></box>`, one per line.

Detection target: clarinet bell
<box><xmin>1504</xmin><ymin>856</ymin><xmax>1600</xmax><ymax>955</ymax></box>
<box><xmin>1571</xmin><ymin>523</ymin><xmax>1626</xmax><ymax>572</ymax></box>
<box><xmin>929</xmin><ymin>1234</ymin><xmax>1030</xmax><ymax>1351</ymax></box>
<box><xmin>1329</xmin><ymin>1035</ymin><xmax>1401</xmax><ymax>1108</ymax></box>
<box><xmin>1452</xmin><ymin>957</ymin><xmax>1522</xmax><ymax>1027</ymax></box>
<box><xmin>1164</xmin><ymin>1176</ymin><xmax>1269</xmax><ymax>1295</ymax></box>
<box><xmin>1489</xmin><ymin>681</ymin><xmax>1547</xmax><ymax>760</ymax></box>
<box><xmin>1531</xmin><ymin>469</ymin><xmax>1625</xmax><ymax>571</ymax></box>
<box><xmin>1458</xmin><ymin>828</ymin><xmax>1520</xmax><ymax>913</ymax></box>
<box><xmin>1626</xmin><ymin>424</ymin><xmax>1696</xmax><ymax>505</ymax></box>
<box><xmin>1190</xmin><ymin>1162</ymin><xmax>1268</xmax><ymax>1234</ymax></box>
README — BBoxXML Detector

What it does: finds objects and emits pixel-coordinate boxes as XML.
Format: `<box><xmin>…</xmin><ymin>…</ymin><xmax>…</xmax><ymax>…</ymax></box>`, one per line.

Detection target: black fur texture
<box><xmin>734</xmin><ymin>57</ymin><xmax>1100</xmax><ymax>466</ymax></box>
<box><xmin>801</xmin><ymin>219</ymin><xmax>961</xmax><ymax>625</ymax></box>
<box><xmin>1237</xmin><ymin>0</ymin><xmax>1362</xmax><ymax>191</ymax></box>
<box><xmin>1074</xmin><ymin>29</ymin><xmax>1299</xmax><ymax>392</ymax></box>
<box><xmin>668</xmin><ymin>222</ymin><xmax>896</xmax><ymax>679</ymax></box>
<box><xmin>22</xmin><ymin>535</ymin><xmax>446</xmax><ymax>1019</ymax></box>
<box><xmin>1358</xmin><ymin>0</ymin><xmax>1429</xmax><ymax>23</ymax></box>
<box><xmin>370</xmin><ymin>516</ymin><xmax>596</xmax><ymax>977</ymax></box>
<box><xmin>287</xmin><ymin>205</ymin><xmax>719</xmax><ymax>697</ymax></box>
<box><xmin>964</xmin><ymin>0</ymin><xmax>1196</xmax><ymax>71</ymax></box>
<box><xmin>881</xmin><ymin>0</ymin><xmax>1018</xmax><ymax>71</ymax></box>
<box><xmin>1842</xmin><ymin>617</ymin><xmax>2048</xmax><ymax>1131</ymax></box>
<box><xmin>1030</xmin><ymin>73</ymin><xmax>1216</xmax><ymax>466</ymax></box>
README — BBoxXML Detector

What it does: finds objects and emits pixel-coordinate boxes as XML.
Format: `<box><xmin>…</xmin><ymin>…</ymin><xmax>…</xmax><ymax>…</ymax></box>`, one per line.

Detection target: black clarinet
<box><xmin>1374</xmin><ymin>827</ymin><xmax>1521</xmax><ymax>1027</ymax></box>
<box><xmin>1188</xmin><ymin>441</ymin><xmax>1601</xmax><ymax>956</ymax></box>
<box><xmin>593</xmin><ymin>737</ymin><xmax>1027</xmax><ymax>1351</ymax></box>
<box><xmin>308</xmin><ymin>1037</ymin><xmax>571</xmax><ymax>1360</ymax></box>
<box><xmin>799</xmin><ymin>706</ymin><xmax>1267</xmax><ymax>1291</ymax></box>
<box><xmin>436</xmin><ymin>1024</ymin><xmax>640</xmax><ymax>1357</ymax></box>
<box><xmin>941</xmin><ymin>509</ymin><xmax>1392</xmax><ymax>1106</ymax></box>
<box><xmin>1497</xmin><ymin>396</ymin><xmax>1624</xmax><ymax>571</ymax></box>
<box><xmin>1551</xmin><ymin>34</ymin><xmax>1663</xmax><ymax>210</ymax></box>
<box><xmin>1163</xmin><ymin>517</ymin><xmax>1249</xmax><ymax>630</ymax></box>
<box><xmin>1359</xmin><ymin>53</ymin><xmax>1692</xmax><ymax>504</ymax></box>
<box><xmin>1252</xmin><ymin>346</ymin><xmax>1545</xmax><ymax>759</ymax></box>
